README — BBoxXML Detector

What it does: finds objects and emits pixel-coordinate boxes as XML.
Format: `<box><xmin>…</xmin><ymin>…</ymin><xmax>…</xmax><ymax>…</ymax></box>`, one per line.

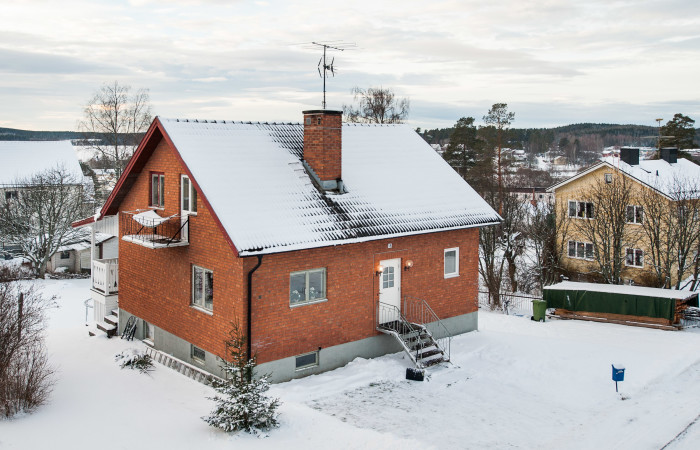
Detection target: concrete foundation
<box><xmin>118</xmin><ymin>309</ymin><xmax>478</xmax><ymax>383</ymax></box>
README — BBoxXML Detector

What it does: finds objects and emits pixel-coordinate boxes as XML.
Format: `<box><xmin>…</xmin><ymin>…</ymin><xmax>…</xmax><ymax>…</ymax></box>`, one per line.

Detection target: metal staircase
<box><xmin>377</xmin><ymin>296</ymin><xmax>451</xmax><ymax>369</ymax></box>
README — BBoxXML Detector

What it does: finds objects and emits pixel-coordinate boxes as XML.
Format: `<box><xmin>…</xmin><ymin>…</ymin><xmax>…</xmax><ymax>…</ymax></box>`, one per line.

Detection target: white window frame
<box><xmin>567</xmin><ymin>240</ymin><xmax>594</xmax><ymax>260</ymax></box>
<box><xmin>289</xmin><ymin>268</ymin><xmax>327</xmax><ymax>306</ymax></box>
<box><xmin>181</xmin><ymin>174</ymin><xmax>198</xmax><ymax>215</ymax></box>
<box><xmin>444</xmin><ymin>247</ymin><xmax>459</xmax><ymax>278</ymax></box>
<box><xmin>625</xmin><ymin>248</ymin><xmax>644</xmax><ymax>268</ymax></box>
<box><xmin>295</xmin><ymin>351</ymin><xmax>319</xmax><ymax>371</ymax></box>
<box><xmin>150</xmin><ymin>172</ymin><xmax>165</xmax><ymax>208</ymax></box>
<box><xmin>604</xmin><ymin>173</ymin><xmax>613</xmax><ymax>184</ymax></box>
<box><xmin>568</xmin><ymin>200</ymin><xmax>594</xmax><ymax>219</ymax></box>
<box><xmin>191</xmin><ymin>344</ymin><xmax>206</xmax><ymax>365</ymax></box>
<box><xmin>192</xmin><ymin>265</ymin><xmax>213</xmax><ymax>312</ymax></box>
<box><xmin>626</xmin><ymin>205</ymin><xmax>643</xmax><ymax>224</ymax></box>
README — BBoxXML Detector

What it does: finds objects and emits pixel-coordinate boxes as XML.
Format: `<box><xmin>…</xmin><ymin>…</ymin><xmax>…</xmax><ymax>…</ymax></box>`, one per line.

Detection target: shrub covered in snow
<box><xmin>203</xmin><ymin>322</ymin><xmax>280</xmax><ymax>434</ymax></box>
<box><xmin>115</xmin><ymin>349</ymin><xmax>154</xmax><ymax>374</ymax></box>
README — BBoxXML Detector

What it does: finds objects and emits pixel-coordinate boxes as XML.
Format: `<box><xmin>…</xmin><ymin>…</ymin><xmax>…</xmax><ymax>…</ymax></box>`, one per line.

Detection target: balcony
<box><xmin>121</xmin><ymin>210</ymin><xmax>190</xmax><ymax>249</ymax></box>
<box><xmin>92</xmin><ymin>258</ymin><xmax>118</xmax><ymax>295</ymax></box>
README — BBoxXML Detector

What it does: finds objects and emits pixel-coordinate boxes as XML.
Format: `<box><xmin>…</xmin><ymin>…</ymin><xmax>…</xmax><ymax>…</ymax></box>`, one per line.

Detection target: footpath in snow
<box><xmin>1</xmin><ymin>278</ymin><xmax>699</xmax><ymax>449</ymax></box>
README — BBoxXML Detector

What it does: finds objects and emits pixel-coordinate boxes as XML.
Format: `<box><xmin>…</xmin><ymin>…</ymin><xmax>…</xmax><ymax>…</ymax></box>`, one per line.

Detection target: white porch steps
<box><xmin>90</xmin><ymin>309</ymin><xmax>119</xmax><ymax>337</ymax></box>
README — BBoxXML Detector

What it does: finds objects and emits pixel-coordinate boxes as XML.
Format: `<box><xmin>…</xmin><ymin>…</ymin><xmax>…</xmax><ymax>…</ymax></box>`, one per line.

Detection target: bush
<box><xmin>115</xmin><ymin>349</ymin><xmax>154</xmax><ymax>374</ymax></box>
<box><xmin>203</xmin><ymin>322</ymin><xmax>280</xmax><ymax>434</ymax></box>
<box><xmin>0</xmin><ymin>282</ymin><xmax>55</xmax><ymax>418</ymax></box>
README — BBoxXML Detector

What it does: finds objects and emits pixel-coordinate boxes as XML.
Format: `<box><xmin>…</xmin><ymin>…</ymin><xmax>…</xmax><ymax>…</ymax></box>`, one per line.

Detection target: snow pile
<box><xmin>1</xmin><ymin>279</ymin><xmax>699</xmax><ymax>449</ymax></box>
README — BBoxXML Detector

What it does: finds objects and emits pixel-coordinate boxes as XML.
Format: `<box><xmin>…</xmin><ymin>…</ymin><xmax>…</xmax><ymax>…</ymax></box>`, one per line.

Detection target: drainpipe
<box><xmin>247</xmin><ymin>255</ymin><xmax>263</xmax><ymax>367</ymax></box>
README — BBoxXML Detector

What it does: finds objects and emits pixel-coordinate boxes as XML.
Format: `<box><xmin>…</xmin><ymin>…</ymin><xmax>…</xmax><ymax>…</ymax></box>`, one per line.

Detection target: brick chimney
<box><xmin>660</xmin><ymin>147</ymin><xmax>678</xmax><ymax>164</ymax></box>
<box><xmin>620</xmin><ymin>147</ymin><xmax>639</xmax><ymax>166</ymax></box>
<box><xmin>302</xmin><ymin>109</ymin><xmax>343</xmax><ymax>192</ymax></box>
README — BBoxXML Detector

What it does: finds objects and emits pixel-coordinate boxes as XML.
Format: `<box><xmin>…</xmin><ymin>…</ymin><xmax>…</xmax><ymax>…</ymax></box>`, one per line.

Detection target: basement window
<box><xmin>295</xmin><ymin>351</ymin><xmax>319</xmax><ymax>371</ymax></box>
<box><xmin>290</xmin><ymin>268</ymin><xmax>327</xmax><ymax>306</ymax></box>
<box><xmin>444</xmin><ymin>248</ymin><xmax>459</xmax><ymax>278</ymax></box>
<box><xmin>191</xmin><ymin>345</ymin><xmax>206</xmax><ymax>365</ymax></box>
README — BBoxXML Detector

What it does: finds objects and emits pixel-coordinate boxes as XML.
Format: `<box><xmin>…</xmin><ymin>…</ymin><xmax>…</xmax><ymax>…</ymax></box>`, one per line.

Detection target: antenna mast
<box><xmin>310</xmin><ymin>41</ymin><xmax>356</xmax><ymax>109</ymax></box>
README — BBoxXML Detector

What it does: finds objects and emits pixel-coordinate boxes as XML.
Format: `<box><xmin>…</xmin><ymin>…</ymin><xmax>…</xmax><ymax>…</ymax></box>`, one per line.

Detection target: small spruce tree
<box><xmin>203</xmin><ymin>322</ymin><xmax>280</xmax><ymax>434</ymax></box>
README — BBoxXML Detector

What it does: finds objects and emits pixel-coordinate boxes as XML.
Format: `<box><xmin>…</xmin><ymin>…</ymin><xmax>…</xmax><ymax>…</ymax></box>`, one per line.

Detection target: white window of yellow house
<box><xmin>626</xmin><ymin>205</ymin><xmax>643</xmax><ymax>224</ymax></box>
<box><xmin>626</xmin><ymin>248</ymin><xmax>644</xmax><ymax>268</ymax></box>
<box><xmin>444</xmin><ymin>248</ymin><xmax>459</xmax><ymax>278</ymax></box>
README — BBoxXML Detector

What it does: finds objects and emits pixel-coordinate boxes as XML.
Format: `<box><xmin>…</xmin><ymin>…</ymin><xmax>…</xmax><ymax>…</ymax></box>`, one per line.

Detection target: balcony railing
<box><xmin>92</xmin><ymin>258</ymin><xmax>118</xmax><ymax>295</ymax></box>
<box><xmin>121</xmin><ymin>210</ymin><xmax>189</xmax><ymax>249</ymax></box>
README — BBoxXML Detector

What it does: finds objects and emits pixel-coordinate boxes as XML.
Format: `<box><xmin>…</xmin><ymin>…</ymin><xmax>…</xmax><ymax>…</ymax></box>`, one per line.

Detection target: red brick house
<box><xmin>84</xmin><ymin>110</ymin><xmax>500</xmax><ymax>382</ymax></box>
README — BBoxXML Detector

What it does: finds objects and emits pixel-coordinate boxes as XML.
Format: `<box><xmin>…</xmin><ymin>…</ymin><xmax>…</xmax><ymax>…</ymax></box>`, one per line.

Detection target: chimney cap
<box><xmin>302</xmin><ymin>109</ymin><xmax>342</xmax><ymax>115</ymax></box>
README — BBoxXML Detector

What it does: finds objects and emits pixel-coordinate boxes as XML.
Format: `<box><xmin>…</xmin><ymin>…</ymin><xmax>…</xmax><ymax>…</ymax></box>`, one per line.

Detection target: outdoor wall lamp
<box><xmin>375</xmin><ymin>264</ymin><xmax>384</xmax><ymax>276</ymax></box>
<box><xmin>404</xmin><ymin>260</ymin><xmax>414</xmax><ymax>271</ymax></box>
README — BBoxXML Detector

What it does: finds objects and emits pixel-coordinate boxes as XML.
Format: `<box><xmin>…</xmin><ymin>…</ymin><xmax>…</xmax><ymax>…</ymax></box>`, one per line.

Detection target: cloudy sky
<box><xmin>2</xmin><ymin>0</ymin><xmax>699</xmax><ymax>131</ymax></box>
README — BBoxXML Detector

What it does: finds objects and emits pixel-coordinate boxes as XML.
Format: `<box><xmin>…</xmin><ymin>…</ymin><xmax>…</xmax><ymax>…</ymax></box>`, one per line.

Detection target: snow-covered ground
<box><xmin>1</xmin><ymin>278</ymin><xmax>699</xmax><ymax>449</ymax></box>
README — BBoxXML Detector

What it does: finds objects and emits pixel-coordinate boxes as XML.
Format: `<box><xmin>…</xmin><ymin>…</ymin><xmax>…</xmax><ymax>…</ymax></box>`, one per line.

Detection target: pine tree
<box><xmin>203</xmin><ymin>322</ymin><xmax>280</xmax><ymax>434</ymax></box>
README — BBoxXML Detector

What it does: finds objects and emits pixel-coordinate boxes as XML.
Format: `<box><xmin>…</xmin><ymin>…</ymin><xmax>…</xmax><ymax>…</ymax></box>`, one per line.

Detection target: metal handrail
<box><xmin>377</xmin><ymin>301</ymin><xmax>424</xmax><ymax>366</ymax></box>
<box><xmin>402</xmin><ymin>296</ymin><xmax>452</xmax><ymax>363</ymax></box>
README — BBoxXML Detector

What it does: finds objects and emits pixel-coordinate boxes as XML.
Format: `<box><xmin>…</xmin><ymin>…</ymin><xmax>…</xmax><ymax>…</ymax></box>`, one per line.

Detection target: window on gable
<box><xmin>150</xmin><ymin>172</ymin><xmax>165</xmax><ymax>208</ymax></box>
<box><xmin>604</xmin><ymin>173</ymin><xmax>613</xmax><ymax>184</ymax></box>
<box><xmin>192</xmin><ymin>265</ymin><xmax>213</xmax><ymax>311</ymax></box>
<box><xmin>626</xmin><ymin>248</ymin><xmax>644</xmax><ymax>267</ymax></box>
<box><xmin>626</xmin><ymin>205</ymin><xmax>643</xmax><ymax>224</ymax></box>
<box><xmin>290</xmin><ymin>268</ymin><xmax>326</xmax><ymax>306</ymax></box>
<box><xmin>181</xmin><ymin>175</ymin><xmax>198</xmax><ymax>214</ymax></box>
<box><xmin>5</xmin><ymin>190</ymin><xmax>18</xmax><ymax>201</ymax></box>
<box><xmin>444</xmin><ymin>248</ymin><xmax>459</xmax><ymax>278</ymax></box>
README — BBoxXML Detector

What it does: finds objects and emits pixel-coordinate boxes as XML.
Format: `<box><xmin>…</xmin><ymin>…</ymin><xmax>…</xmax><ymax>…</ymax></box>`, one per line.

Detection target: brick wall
<box><xmin>118</xmin><ymin>134</ymin><xmax>479</xmax><ymax>366</ymax></box>
<box><xmin>302</xmin><ymin>110</ymin><xmax>342</xmax><ymax>181</ymax></box>
<box><xmin>119</xmin><ymin>138</ymin><xmax>245</xmax><ymax>360</ymax></box>
<box><xmin>246</xmin><ymin>228</ymin><xmax>479</xmax><ymax>364</ymax></box>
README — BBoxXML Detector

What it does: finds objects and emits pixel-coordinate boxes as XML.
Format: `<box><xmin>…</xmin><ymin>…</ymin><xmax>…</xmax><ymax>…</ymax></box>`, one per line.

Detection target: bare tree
<box><xmin>78</xmin><ymin>81</ymin><xmax>152</xmax><ymax>183</ymax></box>
<box><xmin>342</xmin><ymin>86</ymin><xmax>409</xmax><ymax>124</ymax></box>
<box><xmin>571</xmin><ymin>173</ymin><xmax>640</xmax><ymax>284</ymax></box>
<box><xmin>480</xmin><ymin>187</ymin><xmax>525</xmax><ymax>306</ymax></box>
<box><xmin>0</xmin><ymin>280</ymin><xmax>55</xmax><ymax>417</ymax></box>
<box><xmin>639</xmin><ymin>177</ymin><xmax>700</xmax><ymax>288</ymax></box>
<box><xmin>0</xmin><ymin>166</ymin><xmax>88</xmax><ymax>278</ymax></box>
<box><xmin>522</xmin><ymin>200</ymin><xmax>570</xmax><ymax>293</ymax></box>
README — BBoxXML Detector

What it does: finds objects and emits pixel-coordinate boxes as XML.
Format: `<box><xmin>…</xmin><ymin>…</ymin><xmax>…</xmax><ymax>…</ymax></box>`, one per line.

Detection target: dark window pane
<box><xmin>205</xmin><ymin>270</ymin><xmax>213</xmax><ymax>309</ymax></box>
<box><xmin>569</xmin><ymin>201</ymin><xmax>576</xmax><ymax>217</ymax></box>
<box><xmin>193</xmin><ymin>267</ymin><xmax>203</xmax><ymax>304</ymax></box>
<box><xmin>636</xmin><ymin>207</ymin><xmax>643</xmax><ymax>224</ymax></box>
<box><xmin>290</xmin><ymin>273</ymin><xmax>306</xmax><ymax>303</ymax></box>
<box><xmin>626</xmin><ymin>249</ymin><xmax>634</xmax><ymax>265</ymax></box>
<box><xmin>586</xmin><ymin>203</ymin><xmax>594</xmax><ymax>219</ymax></box>
<box><xmin>182</xmin><ymin>177</ymin><xmax>190</xmax><ymax>211</ymax></box>
<box><xmin>585</xmin><ymin>243</ymin><xmax>593</xmax><ymax>259</ymax></box>
<box><xmin>577</xmin><ymin>242</ymin><xmax>584</xmax><ymax>258</ymax></box>
<box><xmin>295</xmin><ymin>352</ymin><xmax>318</xmax><ymax>369</ymax></box>
<box><xmin>308</xmin><ymin>270</ymin><xmax>325</xmax><ymax>299</ymax></box>
<box><xmin>636</xmin><ymin>250</ymin><xmax>644</xmax><ymax>267</ymax></box>
<box><xmin>627</xmin><ymin>206</ymin><xmax>634</xmax><ymax>223</ymax></box>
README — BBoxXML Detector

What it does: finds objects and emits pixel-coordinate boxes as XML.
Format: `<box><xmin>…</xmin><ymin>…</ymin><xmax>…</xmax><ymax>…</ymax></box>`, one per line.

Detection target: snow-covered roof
<box><xmin>548</xmin><ymin>156</ymin><xmax>700</xmax><ymax>199</ymax></box>
<box><xmin>544</xmin><ymin>281</ymin><xmax>697</xmax><ymax>300</ymax></box>
<box><xmin>0</xmin><ymin>140</ymin><xmax>84</xmax><ymax>186</ymax></box>
<box><xmin>157</xmin><ymin>118</ymin><xmax>500</xmax><ymax>256</ymax></box>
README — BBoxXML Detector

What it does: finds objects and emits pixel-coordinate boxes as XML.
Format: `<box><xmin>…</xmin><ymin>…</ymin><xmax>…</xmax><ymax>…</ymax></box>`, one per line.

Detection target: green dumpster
<box><xmin>532</xmin><ymin>299</ymin><xmax>547</xmax><ymax>322</ymax></box>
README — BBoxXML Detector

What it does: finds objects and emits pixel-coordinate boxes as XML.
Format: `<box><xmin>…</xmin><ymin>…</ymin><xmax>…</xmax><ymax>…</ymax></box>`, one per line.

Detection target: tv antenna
<box><xmin>309</xmin><ymin>41</ymin><xmax>356</xmax><ymax>109</ymax></box>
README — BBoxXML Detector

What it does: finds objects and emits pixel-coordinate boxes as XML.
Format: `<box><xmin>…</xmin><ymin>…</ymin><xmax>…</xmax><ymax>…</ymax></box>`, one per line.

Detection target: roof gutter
<box><xmin>246</xmin><ymin>254</ymin><xmax>263</xmax><ymax>375</ymax></box>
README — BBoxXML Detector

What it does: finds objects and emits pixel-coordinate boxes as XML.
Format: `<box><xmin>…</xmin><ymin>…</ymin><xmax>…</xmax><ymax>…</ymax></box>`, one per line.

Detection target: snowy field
<box><xmin>1</xmin><ymin>278</ymin><xmax>700</xmax><ymax>449</ymax></box>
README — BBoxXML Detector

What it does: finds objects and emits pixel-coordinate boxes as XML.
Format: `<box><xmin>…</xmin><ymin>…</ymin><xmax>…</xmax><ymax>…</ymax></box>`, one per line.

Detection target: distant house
<box><xmin>548</xmin><ymin>147</ymin><xmax>700</xmax><ymax>286</ymax></box>
<box><xmin>47</xmin><ymin>230</ymin><xmax>117</xmax><ymax>274</ymax></box>
<box><xmin>507</xmin><ymin>186</ymin><xmax>553</xmax><ymax>206</ymax></box>
<box><xmin>79</xmin><ymin>110</ymin><xmax>500</xmax><ymax>382</ymax></box>
<box><xmin>0</xmin><ymin>141</ymin><xmax>88</xmax><ymax>257</ymax></box>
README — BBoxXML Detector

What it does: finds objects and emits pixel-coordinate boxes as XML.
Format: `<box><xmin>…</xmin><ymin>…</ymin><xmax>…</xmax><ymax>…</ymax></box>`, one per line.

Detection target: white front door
<box><xmin>378</xmin><ymin>258</ymin><xmax>401</xmax><ymax>324</ymax></box>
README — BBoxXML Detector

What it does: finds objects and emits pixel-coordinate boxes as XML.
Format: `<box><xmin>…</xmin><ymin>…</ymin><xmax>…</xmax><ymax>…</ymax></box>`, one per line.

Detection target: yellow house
<box><xmin>548</xmin><ymin>147</ymin><xmax>700</xmax><ymax>287</ymax></box>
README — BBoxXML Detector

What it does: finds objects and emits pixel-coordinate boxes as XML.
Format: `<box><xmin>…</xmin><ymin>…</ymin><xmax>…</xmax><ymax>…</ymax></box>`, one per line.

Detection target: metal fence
<box><xmin>478</xmin><ymin>291</ymin><xmax>542</xmax><ymax>316</ymax></box>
